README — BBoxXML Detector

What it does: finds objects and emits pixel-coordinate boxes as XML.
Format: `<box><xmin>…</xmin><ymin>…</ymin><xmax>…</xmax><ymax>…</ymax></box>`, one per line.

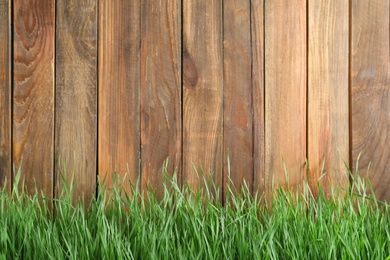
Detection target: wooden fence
<box><xmin>0</xmin><ymin>0</ymin><xmax>389</xmax><ymax>203</ymax></box>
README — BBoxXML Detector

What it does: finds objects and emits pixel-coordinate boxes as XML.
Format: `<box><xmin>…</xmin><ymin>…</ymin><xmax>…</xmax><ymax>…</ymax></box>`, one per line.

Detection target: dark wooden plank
<box><xmin>55</xmin><ymin>0</ymin><xmax>97</xmax><ymax>205</ymax></box>
<box><xmin>140</xmin><ymin>0</ymin><xmax>181</xmax><ymax>199</ymax></box>
<box><xmin>183</xmin><ymin>0</ymin><xmax>223</xmax><ymax>192</ymax></box>
<box><xmin>98</xmin><ymin>0</ymin><xmax>141</xmax><ymax>194</ymax></box>
<box><xmin>308</xmin><ymin>0</ymin><xmax>349</xmax><ymax>196</ymax></box>
<box><xmin>265</xmin><ymin>0</ymin><xmax>306</xmax><ymax>196</ymax></box>
<box><xmin>13</xmin><ymin>0</ymin><xmax>55</xmax><ymax>196</ymax></box>
<box><xmin>223</xmin><ymin>0</ymin><xmax>253</xmax><ymax>193</ymax></box>
<box><xmin>0</xmin><ymin>0</ymin><xmax>11</xmax><ymax>194</ymax></box>
<box><xmin>351</xmin><ymin>0</ymin><xmax>390</xmax><ymax>201</ymax></box>
<box><xmin>251</xmin><ymin>0</ymin><xmax>265</xmax><ymax>197</ymax></box>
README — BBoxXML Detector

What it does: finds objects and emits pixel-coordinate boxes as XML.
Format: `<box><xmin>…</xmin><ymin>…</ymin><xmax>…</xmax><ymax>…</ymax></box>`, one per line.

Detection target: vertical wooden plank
<box><xmin>252</xmin><ymin>0</ymin><xmax>265</xmax><ymax>196</ymax></box>
<box><xmin>140</xmin><ymin>0</ymin><xmax>181</xmax><ymax>199</ymax></box>
<box><xmin>55</xmin><ymin>0</ymin><xmax>97</xmax><ymax>204</ymax></box>
<box><xmin>0</xmin><ymin>0</ymin><xmax>11</xmax><ymax>193</ymax></box>
<box><xmin>352</xmin><ymin>0</ymin><xmax>390</xmax><ymax>201</ymax></box>
<box><xmin>265</xmin><ymin>0</ymin><xmax>306</xmax><ymax>195</ymax></box>
<box><xmin>308</xmin><ymin>0</ymin><xmax>349</xmax><ymax>196</ymax></box>
<box><xmin>183</xmin><ymin>0</ymin><xmax>223</xmax><ymax>191</ymax></box>
<box><xmin>223</xmin><ymin>0</ymin><xmax>253</xmax><ymax>193</ymax></box>
<box><xmin>99</xmin><ymin>1</ymin><xmax>140</xmax><ymax>193</ymax></box>
<box><xmin>13</xmin><ymin>0</ymin><xmax>55</xmax><ymax>196</ymax></box>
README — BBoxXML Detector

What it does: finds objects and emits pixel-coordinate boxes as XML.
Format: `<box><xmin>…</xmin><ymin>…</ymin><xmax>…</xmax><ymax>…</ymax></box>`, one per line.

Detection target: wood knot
<box><xmin>183</xmin><ymin>49</ymin><xmax>198</xmax><ymax>89</ymax></box>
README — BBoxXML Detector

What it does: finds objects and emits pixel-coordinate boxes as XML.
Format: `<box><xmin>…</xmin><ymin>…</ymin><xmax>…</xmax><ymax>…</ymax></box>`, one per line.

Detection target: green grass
<box><xmin>0</xmin><ymin>165</ymin><xmax>389</xmax><ymax>259</ymax></box>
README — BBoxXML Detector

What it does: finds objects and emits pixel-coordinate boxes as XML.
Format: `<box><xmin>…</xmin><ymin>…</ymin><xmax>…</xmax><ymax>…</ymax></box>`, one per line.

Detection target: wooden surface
<box><xmin>55</xmin><ymin>0</ymin><xmax>97</xmax><ymax>204</ymax></box>
<box><xmin>351</xmin><ymin>0</ymin><xmax>390</xmax><ymax>201</ymax></box>
<box><xmin>223</xmin><ymin>0</ymin><xmax>253</xmax><ymax>193</ymax></box>
<box><xmin>13</xmin><ymin>0</ymin><xmax>55</xmax><ymax>196</ymax></box>
<box><xmin>183</xmin><ymin>0</ymin><xmax>223</xmax><ymax>192</ymax></box>
<box><xmin>308</xmin><ymin>0</ymin><xmax>349</xmax><ymax>196</ymax></box>
<box><xmin>251</xmin><ymin>0</ymin><xmax>265</xmax><ymax>196</ymax></box>
<box><xmin>98</xmin><ymin>0</ymin><xmax>141</xmax><ymax>194</ymax></box>
<box><xmin>0</xmin><ymin>0</ymin><xmax>11</xmax><ymax>193</ymax></box>
<box><xmin>3</xmin><ymin>1</ymin><xmax>390</xmax><ymax>201</ymax></box>
<box><xmin>140</xmin><ymin>0</ymin><xmax>181</xmax><ymax>199</ymax></box>
<box><xmin>265</xmin><ymin>0</ymin><xmax>306</xmax><ymax>195</ymax></box>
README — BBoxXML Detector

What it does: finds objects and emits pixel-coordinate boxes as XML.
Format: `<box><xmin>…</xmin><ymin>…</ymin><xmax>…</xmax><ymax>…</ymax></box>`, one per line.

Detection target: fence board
<box><xmin>183</xmin><ymin>0</ymin><xmax>223</xmax><ymax>191</ymax></box>
<box><xmin>140</xmin><ymin>0</ymin><xmax>181</xmax><ymax>199</ymax></box>
<box><xmin>223</xmin><ymin>0</ymin><xmax>253</xmax><ymax>193</ymax></box>
<box><xmin>308</xmin><ymin>0</ymin><xmax>349</xmax><ymax>196</ymax></box>
<box><xmin>351</xmin><ymin>0</ymin><xmax>390</xmax><ymax>201</ymax></box>
<box><xmin>0</xmin><ymin>0</ymin><xmax>11</xmax><ymax>193</ymax></box>
<box><xmin>252</xmin><ymin>0</ymin><xmax>265</xmax><ymax>196</ymax></box>
<box><xmin>13</xmin><ymin>0</ymin><xmax>55</xmax><ymax>196</ymax></box>
<box><xmin>265</xmin><ymin>0</ymin><xmax>306</xmax><ymax>196</ymax></box>
<box><xmin>55</xmin><ymin>0</ymin><xmax>97</xmax><ymax>204</ymax></box>
<box><xmin>98</xmin><ymin>0</ymin><xmax>141</xmax><ymax>193</ymax></box>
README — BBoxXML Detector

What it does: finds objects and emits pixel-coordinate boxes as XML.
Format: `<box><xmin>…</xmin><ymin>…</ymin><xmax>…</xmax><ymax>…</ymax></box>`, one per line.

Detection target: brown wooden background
<box><xmin>0</xmin><ymin>0</ymin><xmax>389</xmax><ymax>203</ymax></box>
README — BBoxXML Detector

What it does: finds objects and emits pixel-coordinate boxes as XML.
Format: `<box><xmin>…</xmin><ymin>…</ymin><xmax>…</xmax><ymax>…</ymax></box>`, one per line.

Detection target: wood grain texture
<box><xmin>98</xmin><ymin>0</ymin><xmax>141</xmax><ymax>193</ymax></box>
<box><xmin>0</xmin><ymin>0</ymin><xmax>11</xmax><ymax>193</ymax></box>
<box><xmin>251</xmin><ymin>0</ymin><xmax>265</xmax><ymax>196</ymax></box>
<box><xmin>265</xmin><ymin>0</ymin><xmax>306</xmax><ymax>195</ymax></box>
<box><xmin>308</xmin><ymin>0</ymin><xmax>349</xmax><ymax>196</ymax></box>
<box><xmin>223</xmin><ymin>0</ymin><xmax>253</xmax><ymax>193</ymax></box>
<box><xmin>183</xmin><ymin>0</ymin><xmax>223</xmax><ymax>191</ymax></box>
<box><xmin>55</xmin><ymin>0</ymin><xmax>97</xmax><ymax>204</ymax></box>
<box><xmin>351</xmin><ymin>0</ymin><xmax>390</xmax><ymax>201</ymax></box>
<box><xmin>13</xmin><ymin>0</ymin><xmax>55</xmax><ymax>196</ymax></box>
<box><xmin>140</xmin><ymin>0</ymin><xmax>181</xmax><ymax>199</ymax></box>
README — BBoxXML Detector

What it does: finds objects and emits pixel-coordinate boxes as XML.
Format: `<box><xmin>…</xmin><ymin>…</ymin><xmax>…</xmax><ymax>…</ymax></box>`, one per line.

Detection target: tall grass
<box><xmin>0</xmin><ymin>164</ymin><xmax>389</xmax><ymax>259</ymax></box>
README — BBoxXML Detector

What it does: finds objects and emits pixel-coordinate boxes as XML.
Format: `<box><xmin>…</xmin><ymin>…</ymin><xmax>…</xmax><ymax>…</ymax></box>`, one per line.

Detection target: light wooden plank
<box><xmin>140</xmin><ymin>0</ymin><xmax>181</xmax><ymax>199</ymax></box>
<box><xmin>55</xmin><ymin>0</ymin><xmax>97</xmax><ymax>205</ymax></box>
<box><xmin>351</xmin><ymin>0</ymin><xmax>390</xmax><ymax>201</ymax></box>
<box><xmin>251</xmin><ymin>0</ymin><xmax>265</xmax><ymax>196</ymax></box>
<box><xmin>308</xmin><ymin>0</ymin><xmax>349</xmax><ymax>196</ymax></box>
<box><xmin>98</xmin><ymin>0</ymin><xmax>141</xmax><ymax>193</ymax></box>
<box><xmin>183</xmin><ymin>0</ymin><xmax>223</xmax><ymax>192</ymax></box>
<box><xmin>265</xmin><ymin>0</ymin><xmax>306</xmax><ymax>196</ymax></box>
<box><xmin>223</xmin><ymin>0</ymin><xmax>253</xmax><ymax>194</ymax></box>
<box><xmin>13</xmin><ymin>0</ymin><xmax>55</xmax><ymax>196</ymax></box>
<box><xmin>0</xmin><ymin>0</ymin><xmax>11</xmax><ymax>194</ymax></box>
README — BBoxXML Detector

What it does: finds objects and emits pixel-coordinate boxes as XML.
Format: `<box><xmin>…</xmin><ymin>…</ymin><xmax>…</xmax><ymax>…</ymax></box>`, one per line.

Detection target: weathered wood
<box><xmin>140</xmin><ymin>0</ymin><xmax>181</xmax><ymax>199</ymax></box>
<box><xmin>98</xmin><ymin>0</ymin><xmax>141</xmax><ymax>193</ymax></box>
<box><xmin>308</xmin><ymin>0</ymin><xmax>349</xmax><ymax>196</ymax></box>
<box><xmin>183</xmin><ymin>0</ymin><xmax>223</xmax><ymax>191</ymax></box>
<box><xmin>0</xmin><ymin>0</ymin><xmax>11</xmax><ymax>194</ymax></box>
<box><xmin>223</xmin><ymin>0</ymin><xmax>253</xmax><ymax>193</ymax></box>
<box><xmin>252</xmin><ymin>0</ymin><xmax>265</xmax><ymax>197</ymax></box>
<box><xmin>265</xmin><ymin>0</ymin><xmax>306</xmax><ymax>196</ymax></box>
<box><xmin>4</xmin><ymin>0</ymin><xmax>390</xmax><ymax>202</ymax></box>
<box><xmin>55</xmin><ymin>0</ymin><xmax>97</xmax><ymax>204</ymax></box>
<box><xmin>351</xmin><ymin>0</ymin><xmax>390</xmax><ymax>201</ymax></box>
<box><xmin>13</xmin><ymin>0</ymin><xmax>55</xmax><ymax>196</ymax></box>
